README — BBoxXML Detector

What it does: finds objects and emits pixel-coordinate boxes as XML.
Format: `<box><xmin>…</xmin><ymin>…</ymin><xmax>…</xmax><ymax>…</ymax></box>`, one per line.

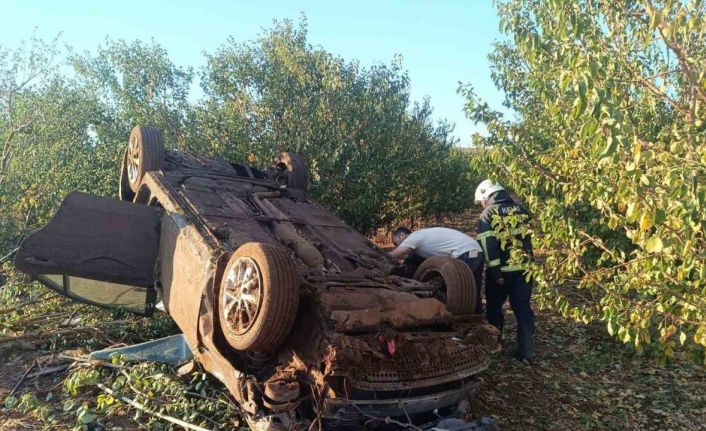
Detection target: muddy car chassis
<box><xmin>16</xmin><ymin>126</ymin><xmax>500</xmax><ymax>430</ymax></box>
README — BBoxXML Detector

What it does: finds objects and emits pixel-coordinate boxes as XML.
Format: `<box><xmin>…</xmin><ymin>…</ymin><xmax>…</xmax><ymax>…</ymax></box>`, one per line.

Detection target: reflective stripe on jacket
<box><xmin>477</xmin><ymin>190</ymin><xmax>534</xmax><ymax>281</ymax></box>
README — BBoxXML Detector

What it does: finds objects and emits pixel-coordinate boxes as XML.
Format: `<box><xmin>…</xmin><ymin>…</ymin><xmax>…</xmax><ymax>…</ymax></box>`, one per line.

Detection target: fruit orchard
<box><xmin>462</xmin><ymin>0</ymin><xmax>706</xmax><ymax>362</ymax></box>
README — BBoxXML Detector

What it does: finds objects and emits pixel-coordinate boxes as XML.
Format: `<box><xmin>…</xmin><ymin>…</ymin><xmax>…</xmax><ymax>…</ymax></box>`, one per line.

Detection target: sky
<box><xmin>0</xmin><ymin>0</ymin><xmax>506</xmax><ymax>146</ymax></box>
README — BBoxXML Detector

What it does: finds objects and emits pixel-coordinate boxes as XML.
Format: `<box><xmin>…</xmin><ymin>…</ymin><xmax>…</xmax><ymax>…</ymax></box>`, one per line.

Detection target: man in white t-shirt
<box><xmin>388</xmin><ymin>227</ymin><xmax>484</xmax><ymax>313</ymax></box>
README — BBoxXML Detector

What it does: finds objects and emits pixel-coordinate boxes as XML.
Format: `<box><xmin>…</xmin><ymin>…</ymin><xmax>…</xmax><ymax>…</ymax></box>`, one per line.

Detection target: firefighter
<box><xmin>474</xmin><ymin>179</ymin><xmax>535</xmax><ymax>362</ymax></box>
<box><xmin>388</xmin><ymin>226</ymin><xmax>484</xmax><ymax>314</ymax></box>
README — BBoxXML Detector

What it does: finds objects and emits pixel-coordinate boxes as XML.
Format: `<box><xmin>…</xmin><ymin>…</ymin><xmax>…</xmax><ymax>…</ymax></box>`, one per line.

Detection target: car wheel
<box><xmin>218</xmin><ymin>242</ymin><xmax>300</xmax><ymax>352</ymax></box>
<box><xmin>126</xmin><ymin>126</ymin><xmax>165</xmax><ymax>193</ymax></box>
<box><xmin>274</xmin><ymin>152</ymin><xmax>309</xmax><ymax>191</ymax></box>
<box><xmin>413</xmin><ymin>256</ymin><xmax>477</xmax><ymax>315</ymax></box>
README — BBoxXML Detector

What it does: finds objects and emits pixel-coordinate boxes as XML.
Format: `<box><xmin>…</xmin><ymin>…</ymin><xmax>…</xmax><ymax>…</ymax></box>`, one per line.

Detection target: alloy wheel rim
<box><xmin>127</xmin><ymin>134</ymin><xmax>141</xmax><ymax>184</ymax></box>
<box><xmin>222</xmin><ymin>257</ymin><xmax>263</xmax><ymax>335</ymax></box>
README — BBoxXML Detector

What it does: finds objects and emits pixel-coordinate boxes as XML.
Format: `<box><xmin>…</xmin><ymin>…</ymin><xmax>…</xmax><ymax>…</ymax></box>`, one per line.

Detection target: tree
<box><xmin>463</xmin><ymin>0</ymin><xmax>706</xmax><ymax>362</ymax></box>
<box><xmin>0</xmin><ymin>21</ymin><xmax>475</xmax><ymax>259</ymax></box>
<box><xmin>72</xmin><ymin>39</ymin><xmax>193</xmax><ymax>150</ymax></box>
<box><xmin>0</xmin><ymin>35</ymin><xmax>61</xmax><ymax>188</ymax></box>
<box><xmin>200</xmin><ymin>19</ymin><xmax>470</xmax><ymax>232</ymax></box>
<box><xmin>0</xmin><ymin>36</ymin><xmax>106</xmax><ymax>253</ymax></box>
<box><xmin>0</xmin><ymin>37</ymin><xmax>195</xmax><ymax>256</ymax></box>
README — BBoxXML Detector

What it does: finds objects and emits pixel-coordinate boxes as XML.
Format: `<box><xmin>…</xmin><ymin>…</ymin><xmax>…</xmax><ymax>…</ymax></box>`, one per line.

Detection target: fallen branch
<box><xmin>0</xmin><ymin>246</ymin><xmax>19</xmax><ymax>263</ymax></box>
<box><xmin>0</xmin><ymin>319</ymin><xmax>135</xmax><ymax>344</ymax></box>
<box><xmin>14</xmin><ymin>311</ymin><xmax>71</xmax><ymax>327</ymax></box>
<box><xmin>0</xmin><ymin>326</ymin><xmax>102</xmax><ymax>344</ymax></box>
<box><xmin>26</xmin><ymin>363</ymin><xmax>71</xmax><ymax>379</ymax></box>
<box><xmin>96</xmin><ymin>383</ymin><xmax>213</xmax><ymax>431</ymax></box>
<box><xmin>118</xmin><ymin>370</ymin><xmax>223</xmax><ymax>429</ymax></box>
<box><xmin>59</xmin><ymin>354</ymin><xmax>123</xmax><ymax>370</ymax></box>
<box><xmin>10</xmin><ymin>361</ymin><xmax>36</xmax><ymax>396</ymax></box>
<box><xmin>63</xmin><ymin>304</ymin><xmax>87</xmax><ymax>326</ymax></box>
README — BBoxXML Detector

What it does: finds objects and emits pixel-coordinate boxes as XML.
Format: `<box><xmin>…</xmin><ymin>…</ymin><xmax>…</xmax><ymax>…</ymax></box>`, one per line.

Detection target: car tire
<box><xmin>413</xmin><ymin>256</ymin><xmax>477</xmax><ymax>315</ymax></box>
<box><xmin>126</xmin><ymin>126</ymin><xmax>165</xmax><ymax>193</ymax></box>
<box><xmin>218</xmin><ymin>242</ymin><xmax>300</xmax><ymax>352</ymax></box>
<box><xmin>274</xmin><ymin>152</ymin><xmax>309</xmax><ymax>191</ymax></box>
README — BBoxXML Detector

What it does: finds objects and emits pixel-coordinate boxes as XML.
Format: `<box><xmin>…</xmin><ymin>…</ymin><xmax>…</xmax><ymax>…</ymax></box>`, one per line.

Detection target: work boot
<box><xmin>512</xmin><ymin>349</ymin><xmax>533</xmax><ymax>365</ymax></box>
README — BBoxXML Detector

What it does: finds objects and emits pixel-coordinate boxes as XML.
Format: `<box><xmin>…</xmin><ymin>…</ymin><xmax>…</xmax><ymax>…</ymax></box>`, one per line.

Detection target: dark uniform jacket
<box><xmin>477</xmin><ymin>190</ymin><xmax>534</xmax><ymax>282</ymax></box>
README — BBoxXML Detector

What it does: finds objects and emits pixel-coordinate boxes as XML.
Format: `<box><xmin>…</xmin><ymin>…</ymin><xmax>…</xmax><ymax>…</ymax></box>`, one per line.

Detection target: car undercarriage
<box><xmin>15</xmin><ymin>126</ymin><xmax>501</xmax><ymax>430</ymax></box>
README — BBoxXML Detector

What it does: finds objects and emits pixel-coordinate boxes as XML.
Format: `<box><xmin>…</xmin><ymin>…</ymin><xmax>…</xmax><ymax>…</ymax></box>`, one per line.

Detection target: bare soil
<box><xmin>471</xmin><ymin>310</ymin><xmax>706</xmax><ymax>430</ymax></box>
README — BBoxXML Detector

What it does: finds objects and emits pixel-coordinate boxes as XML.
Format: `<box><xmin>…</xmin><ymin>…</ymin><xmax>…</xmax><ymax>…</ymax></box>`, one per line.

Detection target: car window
<box><xmin>35</xmin><ymin>274</ymin><xmax>156</xmax><ymax>315</ymax></box>
<box><xmin>39</xmin><ymin>274</ymin><xmax>64</xmax><ymax>289</ymax></box>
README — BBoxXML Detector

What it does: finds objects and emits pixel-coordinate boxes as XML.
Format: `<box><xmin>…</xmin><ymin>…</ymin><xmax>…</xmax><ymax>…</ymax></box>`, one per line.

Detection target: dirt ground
<box><xmin>471</xmin><ymin>310</ymin><xmax>706</xmax><ymax>430</ymax></box>
<box><xmin>2</xmin><ymin>303</ymin><xmax>705</xmax><ymax>430</ymax></box>
<box><xmin>2</xmin><ymin>209</ymin><xmax>706</xmax><ymax>430</ymax></box>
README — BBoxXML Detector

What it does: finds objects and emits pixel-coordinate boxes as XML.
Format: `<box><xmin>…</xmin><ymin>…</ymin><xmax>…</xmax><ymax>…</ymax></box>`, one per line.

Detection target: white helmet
<box><xmin>474</xmin><ymin>179</ymin><xmax>504</xmax><ymax>204</ymax></box>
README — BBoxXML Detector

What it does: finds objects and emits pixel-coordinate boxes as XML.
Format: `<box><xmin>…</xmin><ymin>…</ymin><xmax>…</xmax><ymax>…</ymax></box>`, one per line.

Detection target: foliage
<box><xmin>62</xmin><ymin>359</ymin><xmax>241</xmax><ymax>431</ymax></box>
<box><xmin>0</xmin><ymin>37</ymin><xmax>185</xmax><ymax>254</ymax></box>
<box><xmin>0</xmin><ymin>21</ymin><xmax>474</xmax><ymax>258</ymax></box>
<box><xmin>72</xmin><ymin>39</ymin><xmax>194</xmax><ymax>150</ymax></box>
<box><xmin>200</xmin><ymin>19</ymin><xmax>473</xmax><ymax>231</ymax></box>
<box><xmin>0</xmin><ymin>267</ymin><xmax>190</xmax><ymax>430</ymax></box>
<box><xmin>0</xmin><ymin>36</ymin><xmax>103</xmax><ymax>253</ymax></box>
<box><xmin>463</xmin><ymin>0</ymin><xmax>706</xmax><ymax>362</ymax></box>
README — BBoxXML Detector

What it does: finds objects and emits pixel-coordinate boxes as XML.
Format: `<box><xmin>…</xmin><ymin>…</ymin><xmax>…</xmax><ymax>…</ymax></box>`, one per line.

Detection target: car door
<box><xmin>14</xmin><ymin>191</ymin><xmax>162</xmax><ymax>315</ymax></box>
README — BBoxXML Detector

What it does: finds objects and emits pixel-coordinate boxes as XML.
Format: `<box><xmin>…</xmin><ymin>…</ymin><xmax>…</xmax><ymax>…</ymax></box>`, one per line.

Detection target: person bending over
<box><xmin>388</xmin><ymin>226</ymin><xmax>484</xmax><ymax>314</ymax></box>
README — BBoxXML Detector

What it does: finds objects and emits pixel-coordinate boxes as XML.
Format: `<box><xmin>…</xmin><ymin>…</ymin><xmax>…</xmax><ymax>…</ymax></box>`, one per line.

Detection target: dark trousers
<box><xmin>486</xmin><ymin>270</ymin><xmax>535</xmax><ymax>359</ymax></box>
<box><xmin>457</xmin><ymin>251</ymin><xmax>484</xmax><ymax>314</ymax></box>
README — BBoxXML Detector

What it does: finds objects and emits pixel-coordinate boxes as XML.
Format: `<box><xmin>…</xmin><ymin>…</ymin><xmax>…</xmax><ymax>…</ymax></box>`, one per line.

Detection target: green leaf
<box><xmin>573</xmin><ymin>96</ymin><xmax>587</xmax><ymax>118</ymax></box>
<box><xmin>590</xmin><ymin>88</ymin><xmax>602</xmax><ymax>117</ymax></box>
<box><xmin>559</xmin><ymin>72</ymin><xmax>571</xmax><ymax>94</ymax></box>
<box><xmin>4</xmin><ymin>396</ymin><xmax>17</xmax><ymax>409</ymax></box>
<box><xmin>599</xmin><ymin>136</ymin><xmax>617</xmax><ymax>158</ymax></box>
<box><xmin>645</xmin><ymin>236</ymin><xmax>663</xmax><ymax>253</ymax></box>
<box><xmin>654</xmin><ymin>208</ymin><xmax>666</xmax><ymax>225</ymax></box>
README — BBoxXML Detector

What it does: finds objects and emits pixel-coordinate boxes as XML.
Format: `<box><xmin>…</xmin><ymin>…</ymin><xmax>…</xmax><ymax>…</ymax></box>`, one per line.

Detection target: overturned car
<box><xmin>15</xmin><ymin>126</ymin><xmax>500</xmax><ymax>429</ymax></box>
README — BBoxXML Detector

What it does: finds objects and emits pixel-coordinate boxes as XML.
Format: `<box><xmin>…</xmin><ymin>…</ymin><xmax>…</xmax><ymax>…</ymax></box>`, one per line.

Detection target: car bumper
<box><xmin>323</xmin><ymin>380</ymin><xmax>477</xmax><ymax>421</ymax></box>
